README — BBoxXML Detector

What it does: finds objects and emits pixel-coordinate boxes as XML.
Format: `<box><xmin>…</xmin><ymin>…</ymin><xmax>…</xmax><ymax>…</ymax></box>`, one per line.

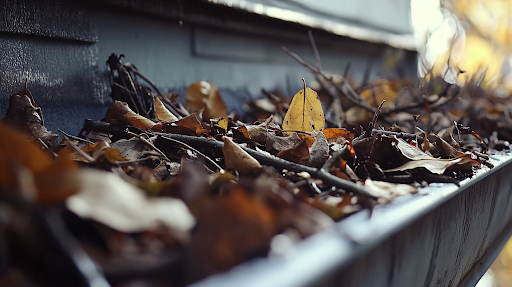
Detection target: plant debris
<box><xmin>0</xmin><ymin>52</ymin><xmax>509</xmax><ymax>287</ymax></box>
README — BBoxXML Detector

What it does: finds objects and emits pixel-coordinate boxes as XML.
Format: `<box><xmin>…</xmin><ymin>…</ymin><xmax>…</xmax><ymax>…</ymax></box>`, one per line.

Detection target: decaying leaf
<box><xmin>0</xmin><ymin>85</ymin><xmax>57</xmax><ymax>147</ymax></box>
<box><xmin>244</xmin><ymin>116</ymin><xmax>277</xmax><ymax>144</ymax></box>
<box><xmin>389</xmin><ymin>138</ymin><xmax>480</xmax><ymax>174</ymax></box>
<box><xmin>0</xmin><ymin>123</ymin><xmax>77</xmax><ymax>202</ymax></box>
<box><xmin>66</xmin><ymin>169</ymin><xmax>195</xmax><ymax>241</ymax></box>
<box><xmin>185</xmin><ymin>81</ymin><xmax>228</xmax><ymax>120</ymax></box>
<box><xmin>277</xmin><ymin>138</ymin><xmax>310</xmax><ymax>164</ymax></box>
<box><xmin>222</xmin><ymin>137</ymin><xmax>262</xmax><ymax>174</ymax></box>
<box><xmin>185</xmin><ymin>185</ymin><xmax>276</xmax><ymax>282</ymax></box>
<box><xmin>163</xmin><ymin>114</ymin><xmax>207</xmax><ymax>136</ymax></box>
<box><xmin>155</xmin><ymin>96</ymin><xmax>179</xmax><ymax>122</ymax></box>
<box><xmin>282</xmin><ymin>86</ymin><xmax>325</xmax><ymax>132</ymax></box>
<box><xmin>305</xmin><ymin>131</ymin><xmax>329</xmax><ymax>168</ymax></box>
<box><xmin>364</xmin><ymin>179</ymin><xmax>417</xmax><ymax>203</ymax></box>
<box><xmin>104</xmin><ymin>100</ymin><xmax>162</xmax><ymax>131</ymax></box>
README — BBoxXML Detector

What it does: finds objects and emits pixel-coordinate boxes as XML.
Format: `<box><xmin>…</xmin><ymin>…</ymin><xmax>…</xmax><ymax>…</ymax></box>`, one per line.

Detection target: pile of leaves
<box><xmin>0</xmin><ymin>52</ymin><xmax>509</xmax><ymax>287</ymax></box>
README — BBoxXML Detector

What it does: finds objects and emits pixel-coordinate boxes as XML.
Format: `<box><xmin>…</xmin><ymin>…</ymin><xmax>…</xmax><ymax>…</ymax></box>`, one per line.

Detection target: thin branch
<box><xmin>322</xmin><ymin>145</ymin><xmax>347</xmax><ymax>171</ymax></box>
<box><xmin>125</xmin><ymin>131</ymin><xmax>171</xmax><ymax>162</ymax></box>
<box><xmin>58</xmin><ymin>129</ymin><xmax>94</xmax><ymax>145</ymax></box>
<box><xmin>308</xmin><ymin>30</ymin><xmax>322</xmax><ymax>71</ymax></box>
<box><xmin>156</xmin><ymin>134</ymin><xmax>223</xmax><ymax>172</ymax></box>
<box><xmin>283</xmin><ymin>46</ymin><xmax>377</xmax><ymax>113</ymax></box>
<box><xmin>155</xmin><ymin>133</ymin><xmax>374</xmax><ymax>198</ymax></box>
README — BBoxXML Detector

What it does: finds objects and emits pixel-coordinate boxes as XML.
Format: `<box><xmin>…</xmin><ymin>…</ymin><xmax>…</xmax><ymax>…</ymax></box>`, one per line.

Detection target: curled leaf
<box><xmin>66</xmin><ymin>169</ymin><xmax>195</xmax><ymax>241</ymax></box>
<box><xmin>163</xmin><ymin>114</ymin><xmax>207</xmax><ymax>136</ymax></box>
<box><xmin>0</xmin><ymin>86</ymin><xmax>57</xmax><ymax>147</ymax></box>
<box><xmin>104</xmin><ymin>100</ymin><xmax>162</xmax><ymax>131</ymax></box>
<box><xmin>155</xmin><ymin>97</ymin><xmax>178</xmax><ymax>122</ymax></box>
<box><xmin>222</xmin><ymin>137</ymin><xmax>262</xmax><ymax>174</ymax></box>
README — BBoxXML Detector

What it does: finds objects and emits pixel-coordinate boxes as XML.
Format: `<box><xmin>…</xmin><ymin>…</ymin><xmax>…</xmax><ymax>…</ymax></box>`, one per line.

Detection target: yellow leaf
<box><xmin>218</xmin><ymin>118</ymin><xmax>229</xmax><ymax>132</ymax></box>
<box><xmin>282</xmin><ymin>85</ymin><xmax>324</xmax><ymax>133</ymax></box>
<box><xmin>155</xmin><ymin>97</ymin><xmax>178</xmax><ymax>123</ymax></box>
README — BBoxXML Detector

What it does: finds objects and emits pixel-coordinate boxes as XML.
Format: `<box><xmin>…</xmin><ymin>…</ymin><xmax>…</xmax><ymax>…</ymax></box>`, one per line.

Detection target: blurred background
<box><xmin>412</xmin><ymin>1</ymin><xmax>512</xmax><ymax>286</ymax></box>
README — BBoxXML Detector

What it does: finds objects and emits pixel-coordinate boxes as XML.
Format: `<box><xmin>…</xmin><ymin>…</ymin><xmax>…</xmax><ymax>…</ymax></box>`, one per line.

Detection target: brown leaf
<box><xmin>245</xmin><ymin>116</ymin><xmax>278</xmax><ymax>144</ymax></box>
<box><xmin>0</xmin><ymin>123</ymin><xmax>77</xmax><ymax>203</ymax></box>
<box><xmin>427</xmin><ymin>133</ymin><xmax>460</xmax><ymax>158</ymax></box>
<box><xmin>185</xmin><ymin>185</ymin><xmax>276</xmax><ymax>282</ymax></box>
<box><xmin>222</xmin><ymin>137</ymin><xmax>261</xmax><ymax>174</ymax></box>
<box><xmin>277</xmin><ymin>138</ymin><xmax>310</xmax><ymax>164</ymax></box>
<box><xmin>265</xmin><ymin>133</ymin><xmax>302</xmax><ymax>152</ymax></box>
<box><xmin>322</xmin><ymin>128</ymin><xmax>354</xmax><ymax>144</ymax></box>
<box><xmin>104</xmin><ymin>100</ymin><xmax>162</xmax><ymax>131</ymax></box>
<box><xmin>0</xmin><ymin>86</ymin><xmax>57</xmax><ymax>147</ymax></box>
<box><xmin>163</xmin><ymin>114</ymin><xmax>208</xmax><ymax>136</ymax></box>
<box><xmin>364</xmin><ymin>179</ymin><xmax>417</xmax><ymax>203</ymax></box>
<box><xmin>155</xmin><ymin>97</ymin><xmax>178</xmax><ymax>122</ymax></box>
<box><xmin>185</xmin><ymin>81</ymin><xmax>228</xmax><ymax>120</ymax></box>
<box><xmin>388</xmin><ymin>139</ymin><xmax>481</xmax><ymax>174</ymax></box>
<box><xmin>305</xmin><ymin>131</ymin><xmax>329</xmax><ymax>168</ymax></box>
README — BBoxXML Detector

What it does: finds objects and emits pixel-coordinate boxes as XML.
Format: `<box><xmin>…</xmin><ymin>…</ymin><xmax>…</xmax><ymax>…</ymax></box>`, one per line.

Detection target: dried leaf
<box><xmin>364</xmin><ymin>179</ymin><xmax>417</xmax><ymax>203</ymax></box>
<box><xmin>322</xmin><ymin>128</ymin><xmax>353</xmax><ymax>144</ymax></box>
<box><xmin>388</xmin><ymin>140</ymin><xmax>480</xmax><ymax>174</ymax></box>
<box><xmin>277</xmin><ymin>139</ymin><xmax>310</xmax><ymax>164</ymax></box>
<box><xmin>155</xmin><ymin>97</ymin><xmax>178</xmax><ymax>122</ymax></box>
<box><xmin>185</xmin><ymin>185</ymin><xmax>276</xmax><ymax>282</ymax></box>
<box><xmin>222</xmin><ymin>137</ymin><xmax>261</xmax><ymax>174</ymax></box>
<box><xmin>265</xmin><ymin>133</ymin><xmax>302</xmax><ymax>152</ymax></box>
<box><xmin>0</xmin><ymin>123</ymin><xmax>77</xmax><ymax>202</ymax></box>
<box><xmin>104</xmin><ymin>100</ymin><xmax>162</xmax><ymax>131</ymax></box>
<box><xmin>0</xmin><ymin>86</ymin><xmax>57</xmax><ymax>147</ymax></box>
<box><xmin>282</xmin><ymin>86</ymin><xmax>325</xmax><ymax>132</ymax></box>
<box><xmin>66</xmin><ymin>169</ymin><xmax>195</xmax><ymax>241</ymax></box>
<box><xmin>218</xmin><ymin>118</ymin><xmax>229</xmax><ymax>133</ymax></box>
<box><xmin>245</xmin><ymin>116</ymin><xmax>278</xmax><ymax>144</ymax></box>
<box><xmin>305</xmin><ymin>131</ymin><xmax>329</xmax><ymax>168</ymax></box>
<box><xmin>185</xmin><ymin>81</ymin><xmax>228</xmax><ymax>120</ymax></box>
<box><xmin>163</xmin><ymin>114</ymin><xmax>207</xmax><ymax>136</ymax></box>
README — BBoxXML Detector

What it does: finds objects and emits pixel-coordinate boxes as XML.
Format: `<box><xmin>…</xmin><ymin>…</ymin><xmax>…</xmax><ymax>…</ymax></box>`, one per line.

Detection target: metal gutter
<box><xmin>190</xmin><ymin>152</ymin><xmax>512</xmax><ymax>287</ymax></box>
<box><xmin>207</xmin><ymin>0</ymin><xmax>417</xmax><ymax>50</ymax></box>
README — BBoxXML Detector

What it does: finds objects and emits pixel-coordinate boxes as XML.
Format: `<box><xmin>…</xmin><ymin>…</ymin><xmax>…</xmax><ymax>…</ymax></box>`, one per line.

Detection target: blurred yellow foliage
<box><xmin>431</xmin><ymin>0</ymin><xmax>512</xmax><ymax>88</ymax></box>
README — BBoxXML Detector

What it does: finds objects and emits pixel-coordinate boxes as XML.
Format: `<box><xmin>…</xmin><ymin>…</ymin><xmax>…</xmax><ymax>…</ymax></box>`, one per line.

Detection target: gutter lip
<box><xmin>207</xmin><ymin>0</ymin><xmax>417</xmax><ymax>51</ymax></box>
<box><xmin>189</xmin><ymin>152</ymin><xmax>512</xmax><ymax>287</ymax></box>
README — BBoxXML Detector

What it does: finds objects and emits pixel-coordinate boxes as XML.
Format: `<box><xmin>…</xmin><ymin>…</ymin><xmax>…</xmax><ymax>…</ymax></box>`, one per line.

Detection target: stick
<box><xmin>155</xmin><ymin>133</ymin><xmax>374</xmax><ymax>198</ymax></box>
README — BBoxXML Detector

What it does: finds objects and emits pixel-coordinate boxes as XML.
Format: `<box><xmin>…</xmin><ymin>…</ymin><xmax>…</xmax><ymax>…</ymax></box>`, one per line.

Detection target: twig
<box><xmin>125</xmin><ymin>131</ymin><xmax>171</xmax><ymax>162</ymax></box>
<box><xmin>283</xmin><ymin>46</ymin><xmax>377</xmax><ymax>113</ymax></box>
<box><xmin>322</xmin><ymin>145</ymin><xmax>347</xmax><ymax>171</ymax></box>
<box><xmin>155</xmin><ymin>133</ymin><xmax>374</xmax><ymax>198</ymax></box>
<box><xmin>156</xmin><ymin>134</ymin><xmax>223</xmax><ymax>172</ymax></box>
<box><xmin>62</xmin><ymin>137</ymin><xmax>95</xmax><ymax>162</ymax></box>
<box><xmin>283</xmin><ymin>46</ymin><xmax>459</xmax><ymax>117</ymax></box>
<box><xmin>371</xmin><ymin>129</ymin><xmax>424</xmax><ymax>143</ymax></box>
<box><xmin>308</xmin><ymin>30</ymin><xmax>322</xmax><ymax>71</ymax></box>
<box><xmin>58</xmin><ymin>129</ymin><xmax>94</xmax><ymax>145</ymax></box>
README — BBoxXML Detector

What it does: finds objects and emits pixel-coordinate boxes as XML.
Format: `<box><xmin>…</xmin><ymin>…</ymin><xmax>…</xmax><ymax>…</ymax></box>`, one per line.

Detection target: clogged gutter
<box><xmin>0</xmin><ymin>50</ymin><xmax>509</xmax><ymax>286</ymax></box>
